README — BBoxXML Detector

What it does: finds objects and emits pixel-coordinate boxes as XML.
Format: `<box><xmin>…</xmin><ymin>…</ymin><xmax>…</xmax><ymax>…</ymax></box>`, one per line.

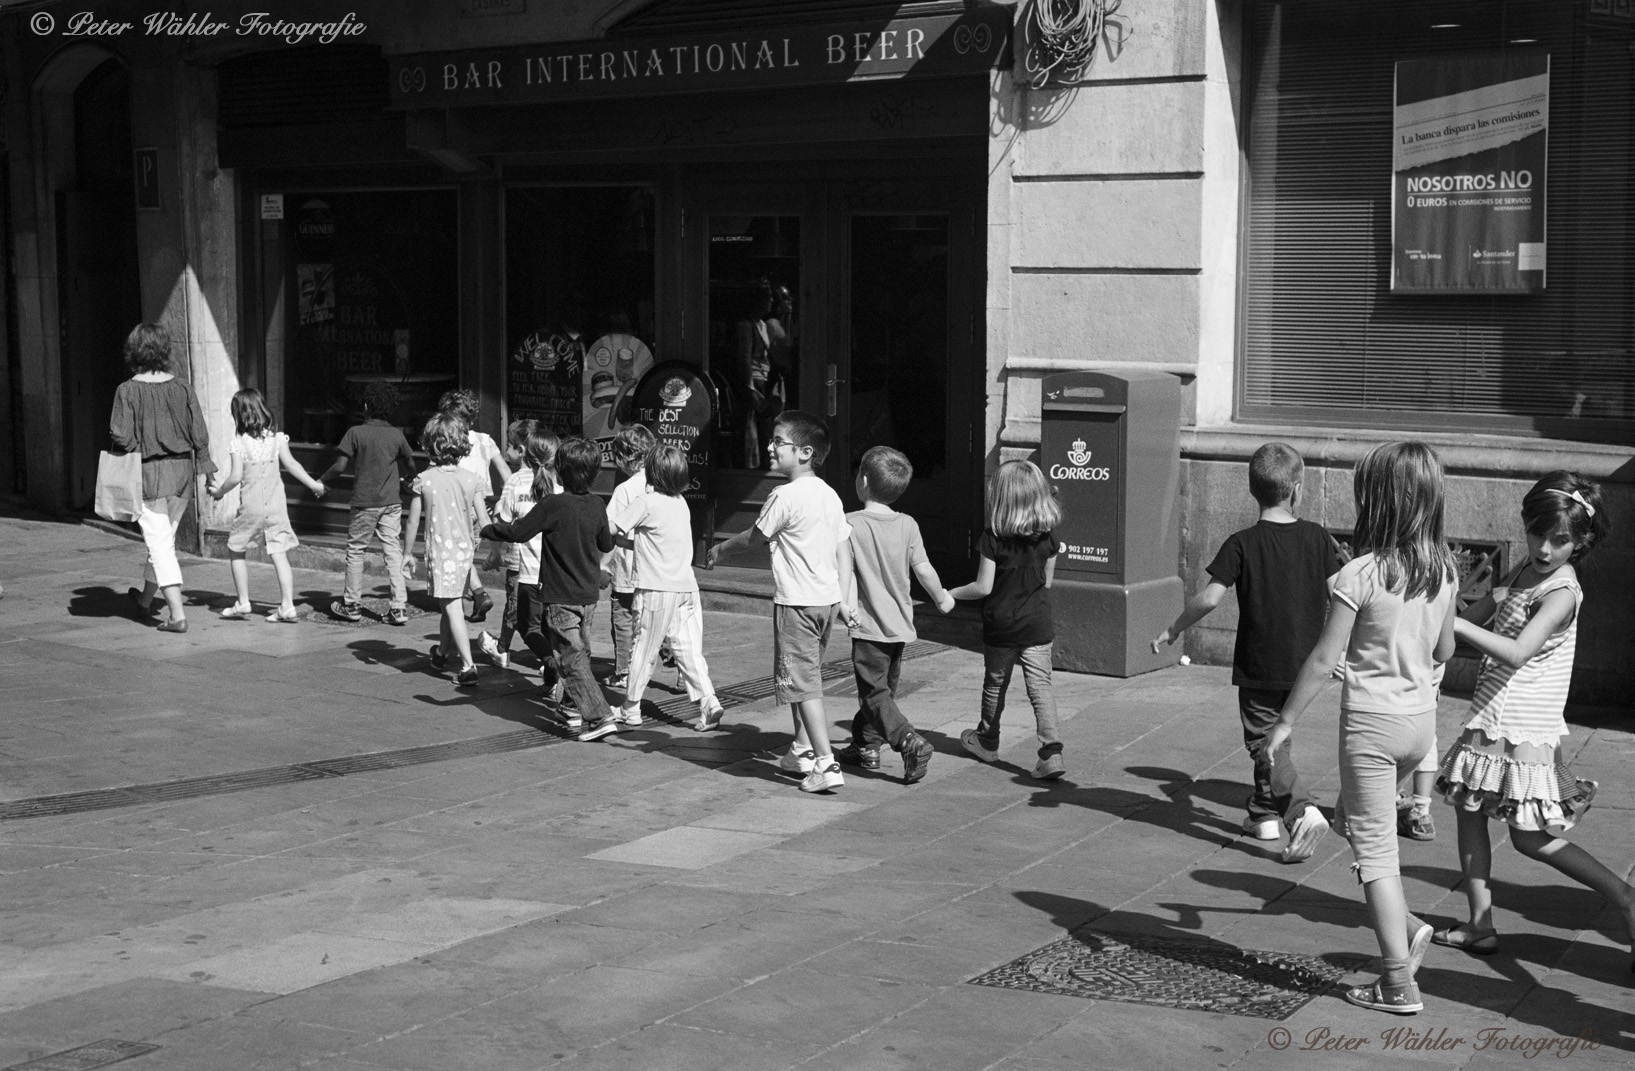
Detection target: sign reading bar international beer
<box><xmin>1392</xmin><ymin>52</ymin><xmax>1550</xmax><ymax>293</ymax></box>
<box><xmin>388</xmin><ymin>7</ymin><xmax>1011</xmax><ymax>108</ymax></box>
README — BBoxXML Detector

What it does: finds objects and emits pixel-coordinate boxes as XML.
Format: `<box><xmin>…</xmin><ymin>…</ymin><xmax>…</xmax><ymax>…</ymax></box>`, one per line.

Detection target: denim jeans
<box><xmin>976</xmin><ymin>642</ymin><xmax>1061</xmax><ymax>758</ymax></box>
<box><xmin>1238</xmin><ymin>687</ymin><xmax>1316</xmax><ymax>828</ymax></box>
<box><xmin>497</xmin><ymin>569</ymin><xmax>520</xmax><ymax>650</ymax></box>
<box><xmin>544</xmin><ymin>602</ymin><xmax>605</xmax><ymax>717</ymax></box>
<box><xmin>849</xmin><ymin>639</ymin><xmax>914</xmax><ymax>751</ymax></box>
<box><xmin>343</xmin><ymin>504</ymin><xmax>407</xmax><ymax>609</ymax></box>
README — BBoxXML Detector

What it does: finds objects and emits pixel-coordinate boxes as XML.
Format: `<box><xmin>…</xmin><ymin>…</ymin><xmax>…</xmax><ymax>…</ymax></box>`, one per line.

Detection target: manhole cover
<box><xmin>4</xmin><ymin>1039</ymin><xmax>159</xmax><ymax>1070</ymax></box>
<box><xmin>302</xmin><ymin>596</ymin><xmax>433</xmax><ymax>628</ymax></box>
<box><xmin>968</xmin><ymin>929</ymin><xmax>1365</xmax><ymax>1020</ymax></box>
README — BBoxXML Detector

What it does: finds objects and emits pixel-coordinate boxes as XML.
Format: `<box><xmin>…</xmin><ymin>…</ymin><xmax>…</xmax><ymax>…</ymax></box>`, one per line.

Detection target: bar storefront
<box><xmin>233</xmin><ymin>2</ymin><xmax>1007</xmax><ymax>575</ymax></box>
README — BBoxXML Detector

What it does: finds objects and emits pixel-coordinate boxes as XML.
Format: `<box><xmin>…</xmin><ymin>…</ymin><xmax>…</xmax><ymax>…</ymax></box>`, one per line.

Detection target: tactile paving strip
<box><xmin>968</xmin><ymin>929</ymin><xmax>1365</xmax><ymax>1021</ymax></box>
<box><xmin>0</xmin><ymin>642</ymin><xmax>952</xmax><ymax>820</ymax></box>
<box><xmin>3</xmin><ymin>1039</ymin><xmax>159</xmax><ymax>1071</ymax></box>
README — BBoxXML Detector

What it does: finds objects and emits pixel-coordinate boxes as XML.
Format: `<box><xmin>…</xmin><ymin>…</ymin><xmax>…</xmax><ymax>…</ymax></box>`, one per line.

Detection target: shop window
<box><xmin>277</xmin><ymin>190</ymin><xmax>458</xmax><ymax>444</ymax></box>
<box><xmin>505</xmin><ymin>186</ymin><xmax>657</xmax><ymax>460</ymax></box>
<box><xmin>708</xmin><ymin>215</ymin><xmax>801</xmax><ymax>471</ymax></box>
<box><xmin>1241</xmin><ymin>0</ymin><xmax>1633</xmax><ymax>443</ymax></box>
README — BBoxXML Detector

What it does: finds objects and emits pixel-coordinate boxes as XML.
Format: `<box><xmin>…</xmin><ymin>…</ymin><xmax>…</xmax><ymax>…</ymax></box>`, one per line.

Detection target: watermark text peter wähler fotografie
<box><xmin>1265</xmin><ymin>1024</ymin><xmax>1602</xmax><ymax>1058</ymax></box>
<box><xmin>31</xmin><ymin>10</ymin><xmax>366</xmax><ymax>46</ymax></box>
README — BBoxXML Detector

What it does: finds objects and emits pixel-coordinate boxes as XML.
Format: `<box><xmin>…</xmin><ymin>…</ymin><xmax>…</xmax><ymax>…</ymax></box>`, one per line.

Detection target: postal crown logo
<box><xmin>1067</xmin><ymin>438</ymin><xmax>1092</xmax><ymax>466</ymax></box>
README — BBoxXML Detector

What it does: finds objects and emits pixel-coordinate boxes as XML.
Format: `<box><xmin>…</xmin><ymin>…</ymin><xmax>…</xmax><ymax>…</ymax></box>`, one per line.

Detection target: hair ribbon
<box><xmin>1551</xmin><ymin>488</ymin><xmax>1595</xmax><ymax>517</ymax></box>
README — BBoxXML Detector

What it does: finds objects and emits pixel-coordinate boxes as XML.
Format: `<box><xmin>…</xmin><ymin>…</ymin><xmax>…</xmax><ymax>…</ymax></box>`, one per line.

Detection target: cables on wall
<box><xmin>1018</xmin><ymin>0</ymin><xmax>1132</xmax><ymax>89</ymax></box>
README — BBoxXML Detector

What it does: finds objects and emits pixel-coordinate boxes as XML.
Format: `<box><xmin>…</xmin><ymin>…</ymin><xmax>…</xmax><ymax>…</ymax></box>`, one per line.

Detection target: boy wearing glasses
<box><xmin>708</xmin><ymin>411</ymin><xmax>851</xmax><ymax>792</ymax></box>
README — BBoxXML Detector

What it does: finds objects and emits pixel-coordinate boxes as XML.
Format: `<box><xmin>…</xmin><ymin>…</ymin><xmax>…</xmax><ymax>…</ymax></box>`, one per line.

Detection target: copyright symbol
<box><xmin>1267</xmin><ymin>1027</ymin><xmax>1292</xmax><ymax>1050</ymax></box>
<box><xmin>30</xmin><ymin>11</ymin><xmax>55</xmax><ymax>35</ymax></box>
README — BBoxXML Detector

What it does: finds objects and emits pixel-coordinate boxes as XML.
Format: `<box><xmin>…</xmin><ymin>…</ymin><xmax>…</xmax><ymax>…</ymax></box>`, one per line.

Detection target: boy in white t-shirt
<box><xmin>478</xmin><ymin>420</ymin><xmax>551</xmax><ymax>670</ymax></box>
<box><xmin>579</xmin><ymin>444</ymin><xmax>724</xmax><ymax>741</ymax></box>
<box><xmin>605</xmin><ymin>424</ymin><xmax>671</xmax><ymax>689</ymax></box>
<box><xmin>439</xmin><ymin>388</ymin><xmax>512</xmax><ymax>623</ymax></box>
<box><xmin>708</xmin><ymin>410</ymin><xmax>851</xmax><ymax>793</ymax></box>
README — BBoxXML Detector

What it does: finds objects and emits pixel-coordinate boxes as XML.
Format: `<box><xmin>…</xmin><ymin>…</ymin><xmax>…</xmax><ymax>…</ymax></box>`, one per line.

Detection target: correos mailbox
<box><xmin>1040</xmin><ymin>370</ymin><xmax>1183</xmax><ymax>676</ymax></box>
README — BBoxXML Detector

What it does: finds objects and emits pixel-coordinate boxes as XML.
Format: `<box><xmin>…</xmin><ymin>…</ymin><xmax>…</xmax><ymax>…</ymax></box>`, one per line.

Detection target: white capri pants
<box><xmin>138</xmin><ymin>496</ymin><xmax>188</xmax><ymax>589</ymax></box>
<box><xmin>620</xmin><ymin>589</ymin><xmax>717</xmax><ymax>715</ymax></box>
<box><xmin>1340</xmin><ymin>707</ymin><xmax>1436</xmax><ymax>884</ymax></box>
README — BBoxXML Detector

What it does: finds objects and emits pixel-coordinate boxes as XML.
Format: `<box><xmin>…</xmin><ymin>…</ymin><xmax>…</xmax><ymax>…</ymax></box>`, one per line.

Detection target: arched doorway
<box><xmin>59</xmin><ymin>58</ymin><xmax>141</xmax><ymax>510</ymax></box>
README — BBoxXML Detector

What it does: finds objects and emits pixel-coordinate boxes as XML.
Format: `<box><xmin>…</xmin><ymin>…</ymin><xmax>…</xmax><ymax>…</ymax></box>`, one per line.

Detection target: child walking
<box><xmin>321</xmin><ymin>380</ymin><xmax>415</xmax><ymax>625</ymax></box>
<box><xmin>208</xmin><ymin>388</ymin><xmax>326</xmax><ymax>622</ymax></box>
<box><xmin>580</xmin><ymin>444</ymin><xmax>725</xmax><ymax>740</ymax></box>
<box><xmin>1152</xmin><ymin>442</ymin><xmax>1339</xmax><ymax>862</ymax></box>
<box><xmin>835</xmin><ymin>446</ymin><xmax>953</xmax><ymax>785</ymax></box>
<box><xmin>404</xmin><ymin>412</ymin><xmax>490</xmax><ymax>687</ymax></box>
<box><xmin>604</xmin><ymin>424</ymin><xmax>664</xmax><ymax>689</ymax></box>
<box><xmin>949</xmin><ymin>460</ymin><xmax>1066</xmax><ymax>781</ymax></box>
<box><xmin>482</xmin><ymin>438</ymin><xmax>613</xmax><ymax>730</ymax></box>
<box><xmin>1433</xmin><ymin>473</ymin><xmax>1634</xmax><ymax>969</ymax></box>
<box><xmin>1266</xmin><ymin>441</ymin><xmax>1459</xmax><ymax>1015</ymax></box>
<box><xmin>707</xmin><ymin>411</ymin><xmax>851</xmax><ymax>793</ymax></box>
<box><xmin>439</xmin><ymin>389</ymin><xmax>511</xmax><ymax>623</ymax></box>
<box><xmin>478</xmin><ymin>420</ymin><xmax>547</xmax><ymax>669</ymax></box>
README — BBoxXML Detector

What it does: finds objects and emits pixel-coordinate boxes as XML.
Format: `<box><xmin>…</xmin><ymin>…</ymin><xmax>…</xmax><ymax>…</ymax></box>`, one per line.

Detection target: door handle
<box><xmin>826</xmin><ymin>363</ymin><xmax>843</xmax><ymax>417</ymax></box>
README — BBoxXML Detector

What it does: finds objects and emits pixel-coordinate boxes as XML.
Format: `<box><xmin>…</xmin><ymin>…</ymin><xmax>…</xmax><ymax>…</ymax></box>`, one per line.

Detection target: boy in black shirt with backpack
<box><xmin>1153</xmin><ymin>443</ymin><xmax>1341</xmax><ymax>863</ymax></box>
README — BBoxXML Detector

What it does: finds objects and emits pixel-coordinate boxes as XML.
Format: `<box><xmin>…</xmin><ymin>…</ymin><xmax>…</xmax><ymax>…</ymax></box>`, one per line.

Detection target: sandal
<box><xmin>219</xmin><ymin>604</ymin><xmax>253</xmax><ymax>620</ymax></box>
<box><xmin>1343</xmin><ymin>980</ymin><xmax>1422</xmax><ymax>1015</ymax></box>
<box><xmin>266</xmin><ymin>608</ymin><xmax>300</xmax><ymax>624</ymax></box>
<box><xmin>1406</xmin><ymin>918</ymin><xmax>1434</xmax><ymax>977</ymax></box>
<box><xmin>1431</xmin><ymin>926</ymin><xmax>1498</xmax><ymax>956</ymax></box>
<box><xmin>156</xmin><ymin>618</ymin><xmax>189</xmax><ymax>634</ymax></box>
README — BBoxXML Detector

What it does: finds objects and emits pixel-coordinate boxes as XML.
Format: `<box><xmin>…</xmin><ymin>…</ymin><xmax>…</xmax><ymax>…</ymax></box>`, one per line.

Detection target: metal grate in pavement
<box><xmin>3</xmin><ymin>1039</ymin><xmax>160</xmax><ymax>1071</ymax></box>
<box><xmin>297</xmin><ymin>596</ymin><xmax>433</xmax><ymax>629</ymax></box>
<box><xmin>0</xmin><ymin>642</ymin><xmax>952</xmax><ymax>821</ymax></box>
<box><xmin>968</xmin><ymin>929</ymin><xmax>1366</xmax><ymax>1021</ymax></box>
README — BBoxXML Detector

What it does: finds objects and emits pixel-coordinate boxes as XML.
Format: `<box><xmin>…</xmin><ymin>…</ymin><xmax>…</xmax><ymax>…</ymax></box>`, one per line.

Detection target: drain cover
<box><xmin>968</xmin><ymin>929</ymin><xmax>1364</xmax><ymax>1021</ymax></box>
<box><xmin>302</xmin><ymin>596</ymin><xmax>433</xmax><ymax>628</ymax></box>
<box><xmin>4</xmin><ymin>1039</ymin><xmax>159</xmax><ymax>1071</ymax></box>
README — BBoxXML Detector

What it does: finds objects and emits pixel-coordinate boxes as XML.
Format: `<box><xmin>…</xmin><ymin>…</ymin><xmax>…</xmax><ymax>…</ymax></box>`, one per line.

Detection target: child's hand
<box><xmin>599</xmin><ymin>569</ymin><xmax>613</xmax><ymax>590</ymax></box>
<box><xmin>1263</xmin><ymin>721</ymin><xmax>1293</xmax><ymax>764</ymax></box>
<box><xmin>402</xmin><ymin>554</ymin><xmax>417</xmax><ymax>579</ymax></box>
<box><xmin>705</xmin><ymin>543</ymin><xmax>722</xmax><ymax>568</ymax></box>
<box><xmin>937</xmin><ymin>592</ymin><xmax>955</xmax><ymax>614</ymax></box>
<box><xmin>482</xmin><ymin>546</ymin><xmax>504</xmax><ymax>572</ymax></box>
<box><xmin>842</xmin><ymin>604</ymin><xmax>861</xmax><ymax>630</ymax></box>
<box><xmin>312</xmin><ymin>481</ymin><xmax>326</xmax><ymax>499</ymax></box>
<box><xmin>1151</xmin><ymin>628</ymin><xmax>1176</xmax><ymax>654</ymax></box>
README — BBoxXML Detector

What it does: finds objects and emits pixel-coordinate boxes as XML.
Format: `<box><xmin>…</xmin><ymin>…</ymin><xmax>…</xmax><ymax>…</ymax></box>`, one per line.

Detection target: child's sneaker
<box><xmin>659</xmin><ymin>646</ymin><xmax>678</xmax><ymax>670</ymax></box>
<box><xmin>385</xmin><ymin>607</ymin><xmax>409</xmax><ymax>627</ymax></box>
<box><xmin>1243</xmin><ymin>816</ymin><xmax>1281</xmax><ymax>841</ymax></box>
<box><xmin>959</xmin><ymin>729</ymin><xmax>998</xmax><ymax>763</ymax></box>
<box><xmin>835</xmin><ymin>742</ymin><xmax>881</xmax><ymax>770</ymax></box>
<box><xmin>694</xmin><ymin>698</ymin><xmax>724</xmax><ymax>733</ymax></box>
<box><xmin>899</xmin><ymin>732</ymin><xmax>934</xmax><ymax>785</ymax></box>
<box><xmin>578</xmin><ymin>712</ymin><xmax>626</xmax><ymax>741</ymax></box>
<box><xmin>428</xmin><ymin>644</ymin><xmax>448</xmax><ymax>671</ymax></box>
<box><xmin>465</xmin><ymin>589</ymin><xmax>493</xmax><ymax>623</ymax></box>
<box><xmin>603</xmin><ymin>672</ymin><xmax>629</xmax><ymax>691</ymax></box>
<box><xmin>454</xmin><ymin>665</ymin><xmax>479</xmax><ymax>689</ymax></box>
<box><xmin>478</xmin><ymin>631</ymin><xmax>509</xmax><ymax>669</ymax></box>
<box><xmin>330</xmin><ymin>598</ymin><xmax>363</xmax><ymax>622</ymax></box>
<box><xmin>1032</xmin><ymin>753</ymin><xmax>1067</xmax><ymax>781</ymax></box>
<box><xmin>799</xmin><ymin>759</ymin><xmax>844</xmax><ymax>793</ymax></box>
<box><xmin>778</xmin><ymin>747</ymin><xmax>817</xmax><ymax>776</ymax></box>
<box><xmin>1282</xmin><ymin>804</ymin><xmax>1330</xmax><ymax>863</ymax></box>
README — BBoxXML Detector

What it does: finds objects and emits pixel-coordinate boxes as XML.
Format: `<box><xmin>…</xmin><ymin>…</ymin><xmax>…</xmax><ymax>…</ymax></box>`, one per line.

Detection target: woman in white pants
<box><xmin>109</xmin><ymin>323</ymin><xmax>216</xmax><ymax>633</ymax></box>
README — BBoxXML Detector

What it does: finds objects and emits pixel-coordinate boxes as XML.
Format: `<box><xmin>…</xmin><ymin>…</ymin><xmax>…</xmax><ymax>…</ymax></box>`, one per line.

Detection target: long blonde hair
<box><xmin>1351</xmin><ymin>441</ymin><xmax>1456</xmax><ymax>600</ymax></box>
<box><xmin>986</xmin><ymin>460</ymin><xmax>1062</xmax><ymax>538</ymax></box>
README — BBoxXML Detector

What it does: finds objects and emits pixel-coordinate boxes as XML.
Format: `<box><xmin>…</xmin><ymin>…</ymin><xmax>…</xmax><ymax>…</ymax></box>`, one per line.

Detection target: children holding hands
<box><xmin>707</xmin><ymin>411</ymin><xmax>850</xmax><ymax>793</ymax></box>
<box><xmin>209</xmin><ymin>388</ymin><xmax>326</xmax><ymax>623</ymax></box>
<box><xmin>1153</xmin><ymin>443</ymin><xmax>1339</xmax><ymax>862</ymax></box>
<box><xmin>404</xmin><ymin>413</ymin><xmax>491</xmax><ymax>687</ymax></box>
<box><xmin>321</xmin><ymin>381</ymin><xmax>415</xmax><ymax>626</ymax></box>
<box><xmin>834</xmin><ymin>446</ymin><xmax>952</xmax><ymax>784</ymax></box>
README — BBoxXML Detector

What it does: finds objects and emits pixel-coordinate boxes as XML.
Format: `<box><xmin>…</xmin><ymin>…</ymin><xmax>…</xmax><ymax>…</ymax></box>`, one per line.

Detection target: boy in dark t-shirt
<box><xmin>1153</xmin><ymin>443</ymin><xmax>1341</xmax><ymax>864</ymax></box>
<box><xmin>321</xmin><ymin>382</ymin><xmax>416</xmax><ymax>625</ymax></box>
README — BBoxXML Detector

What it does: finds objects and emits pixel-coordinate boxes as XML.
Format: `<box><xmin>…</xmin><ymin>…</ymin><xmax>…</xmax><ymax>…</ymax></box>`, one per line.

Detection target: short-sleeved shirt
<box><xmin>1206</xmin><ymin>518</ymin><xmax>1342</xmax><ymax>690</ymax></box>
<box><xmin>756</xmin><ymin>475</ymin><xmax>850</xmax><ymax>607</ymax></box>
<box><xmin>847</xmin><ymin>509</ymin><xmax>928</xmax><ymax>644</ymax></box>
<box><xmin>338</xmin><ymin>420</ymin><xmax>413</xmax><ymax>509</ymax></box>
<box><xmin>979</xmin><ymin>529</ymin><xmax>1057</xmax><ymax>648</ymax></box>
<box><xmin>1331</xmin><ymin>553</ymin><xmax>1456</xmax><ymax>716</ymax></box>
<box><xmin>1463</xmin><ymin>568</ymin><xmax>1582</xmax><ymax>747</ymax></box>
<box><xmin>494</xmin><ymin>466</ymin><xmax>540</xmax><ymax>583</ymax></box>
<box><xmin>457</xmin><ymin>430</ymin><xmax>502</xmax><ymax>490</ymax></box>
<box><xmin>607</xmin><ymin>469</ymin><xmax>650</xmax><ymax>593</ymax></box>
<box><xmin>610</xmin><ymin>491</ymin><xmax>697</xmax><ymax>593</ymax></box>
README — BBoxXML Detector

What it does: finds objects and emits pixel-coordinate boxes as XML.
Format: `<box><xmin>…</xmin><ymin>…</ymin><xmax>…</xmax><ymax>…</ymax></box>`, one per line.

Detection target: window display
<box><xmin>708</xmin><ymin>215</ymin><xmax>801</xmax><ymax>470</ymax></box>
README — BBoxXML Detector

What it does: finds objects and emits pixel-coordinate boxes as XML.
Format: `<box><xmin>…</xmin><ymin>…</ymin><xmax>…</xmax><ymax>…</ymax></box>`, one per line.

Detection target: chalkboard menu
<box><xmin>508</xmin><ymin>328</ymin><xmax>584</xmax><ymax>437</ymax></box>
<box><xmin>631</xmin><ymin>361</ymin><xmax>717</xmax><ymax>506</ymax></box>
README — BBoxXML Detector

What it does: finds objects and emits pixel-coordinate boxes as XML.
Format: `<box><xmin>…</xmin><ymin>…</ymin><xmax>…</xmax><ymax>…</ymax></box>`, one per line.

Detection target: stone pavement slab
<box><xmin>0</xmin><ymin>513</ymin><xmax>1631</xmax><ymax>1069</ymax></box>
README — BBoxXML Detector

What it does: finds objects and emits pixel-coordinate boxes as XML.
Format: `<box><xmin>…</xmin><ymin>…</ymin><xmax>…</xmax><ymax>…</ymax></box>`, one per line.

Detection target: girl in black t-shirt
<box><xmin>949</xmin><ymin>460</ymin><xmax>1066</xmax><ymax>780</ymax></box>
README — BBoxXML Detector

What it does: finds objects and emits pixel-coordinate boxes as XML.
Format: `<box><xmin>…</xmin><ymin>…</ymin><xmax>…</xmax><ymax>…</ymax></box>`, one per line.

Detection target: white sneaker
<box><xmin>694</xmin><ymin>699</ymin><xmax>724</xmax><ymax>732</ymax></box>
<box><xmin>799</xmin><ymin>760</ymin><xmax>844</xmax><ymax>793</ymax></box>
<box><xmin>577</xmin><ymin>716</ymin><xmax>625</xmax><ymax>742</ymax></box>
<box><xmin>1281</xmin><ymin>804</ymin><xmax>1330</xmax><ymax>863</ymax></box>
<box><xmin>778</xmin><ymin>747</ymin><xmax>816</xmax><ymax>776</ymax></box>
<box><xmin>477</xmin><ymin>631</ymin><xmax>509</xmax><ymax>670</ymax></box>
<box><xmin>613</xmin><ymin>704</ymin><xmax>643</xmax><ymax>727</ymax></box>
<box><xmin>1243</xmin><ymin>817</ymin><xmax>1281</xmax><ymax>841</ymax></box>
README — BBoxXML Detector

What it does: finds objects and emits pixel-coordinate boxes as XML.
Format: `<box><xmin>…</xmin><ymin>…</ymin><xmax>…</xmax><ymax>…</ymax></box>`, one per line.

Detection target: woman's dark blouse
<box><xmin>109</xmin><ymin>377</ymin><xmax>216</xmax><ymax>500</ymax></box>
<box><xmin>979</xmin><ymin>529</ymin><xmax>1058</xmax><ymax>647</ymax></box>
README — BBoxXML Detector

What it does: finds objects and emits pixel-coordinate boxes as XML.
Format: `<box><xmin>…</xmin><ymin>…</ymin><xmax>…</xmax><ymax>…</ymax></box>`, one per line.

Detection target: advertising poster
<box><xmin>581</xmin><ymin>332</ymin><xmax>656</xmax><ymax>465</ymax></box>
<box><xmin>508</xmin><ymin>328</ymin><xmax>584</xmax><ymax>437</ymax></box>
<box><xmin>1392</xmin><ymin>52</ymin><xmax>1549</xmax><ymax>293</ymax></box>
<box><xmin>632</xmin><ymin>362</ymin><xmax>716</xmax><ymax>506</ymax></box>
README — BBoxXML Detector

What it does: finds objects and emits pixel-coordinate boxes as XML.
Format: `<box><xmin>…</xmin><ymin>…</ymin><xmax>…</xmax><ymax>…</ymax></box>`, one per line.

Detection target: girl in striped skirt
<box><xmin>1434</xmin><ymin>472</ymin><xmax>1633</xmax><ymax>970</ymax></box>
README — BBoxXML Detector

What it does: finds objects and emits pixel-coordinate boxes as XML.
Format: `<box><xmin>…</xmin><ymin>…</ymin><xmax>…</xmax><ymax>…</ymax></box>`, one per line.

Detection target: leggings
<box><xmin>1340</xmin><ymin>707</ymin><xmax>1435</xmax><ymax>883</ymax></box>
